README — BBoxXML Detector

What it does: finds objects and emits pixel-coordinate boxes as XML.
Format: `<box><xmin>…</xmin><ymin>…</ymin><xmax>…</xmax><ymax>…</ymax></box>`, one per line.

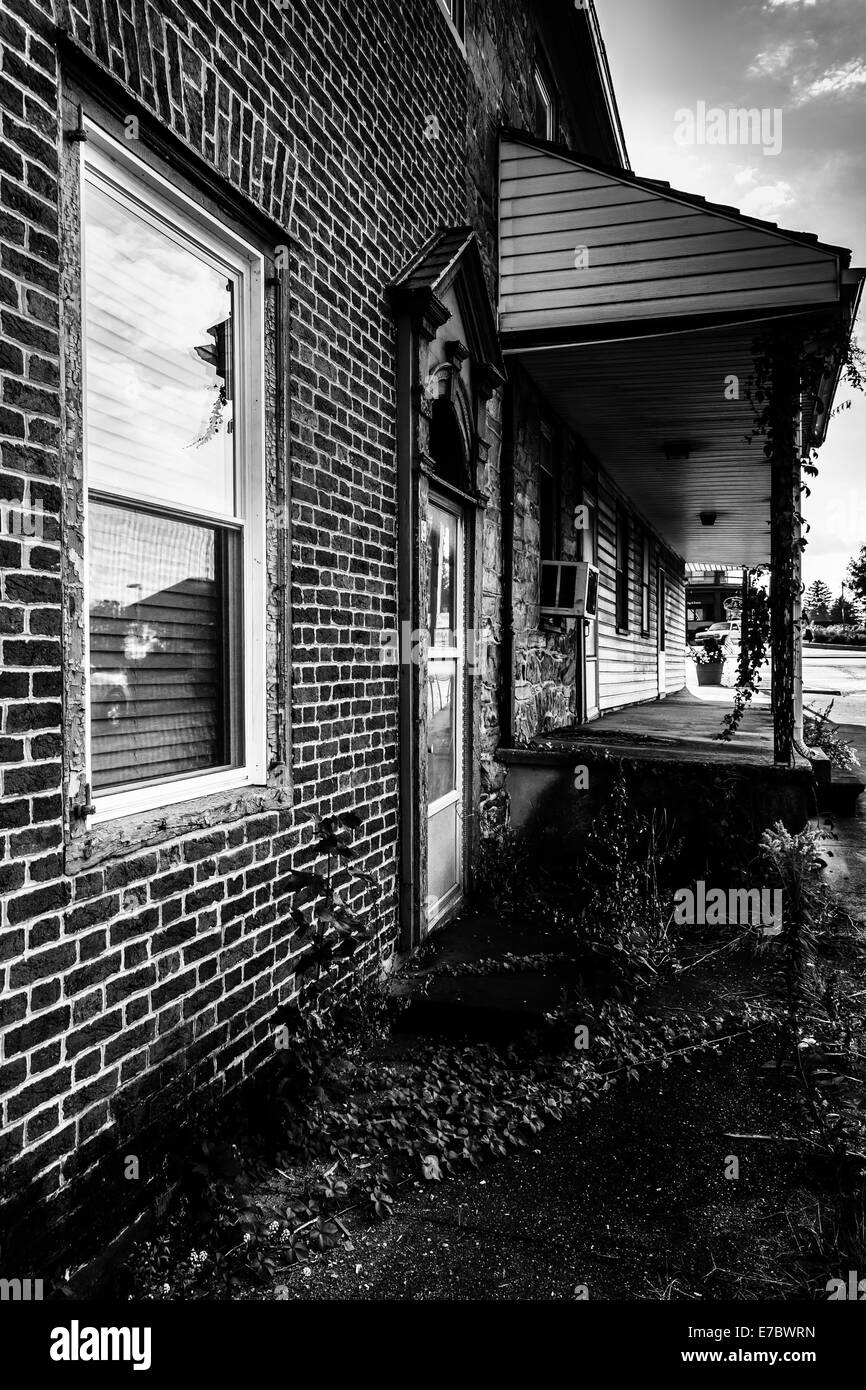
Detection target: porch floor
<box><xmin>536</xmin><ymin>687</ymin><xmax>782</xmax><ymax>768</ymax></box>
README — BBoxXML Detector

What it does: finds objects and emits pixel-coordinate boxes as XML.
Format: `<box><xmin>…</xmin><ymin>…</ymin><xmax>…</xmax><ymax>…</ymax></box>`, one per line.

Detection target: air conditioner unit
<box><xmin>540</xmin><ymin>561</ymin><xmax>599</xmax><ymax>618</ymax></box>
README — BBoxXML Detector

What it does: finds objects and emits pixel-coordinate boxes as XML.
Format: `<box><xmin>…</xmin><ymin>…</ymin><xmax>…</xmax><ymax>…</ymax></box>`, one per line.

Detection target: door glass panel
<box><xmin>428</xmin><ymin>505</ymin><xmax>456</xmax><ymax>648</ymax></box>
<box><xmin>427</xmin><ymin>658</ymin><xmax>456</xmax><ymax>801</ymax></box>
<box><xmin>428</xmin><ymin>802</ymin><xmax>458</xmax><ymax>904</ymax></box>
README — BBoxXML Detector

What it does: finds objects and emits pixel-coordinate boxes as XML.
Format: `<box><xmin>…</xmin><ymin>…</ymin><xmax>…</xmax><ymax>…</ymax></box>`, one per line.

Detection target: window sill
<box><xmin>65</xmin><ymin>776</ymin><xmax>289</xmax><ymax>876</ymax></box>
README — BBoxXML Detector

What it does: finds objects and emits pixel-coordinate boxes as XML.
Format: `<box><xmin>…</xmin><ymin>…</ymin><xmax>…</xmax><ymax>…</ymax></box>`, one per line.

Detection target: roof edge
<box><xmin>500</xmin><ymin>129</ymin><xmax>852</xmax><ymax>264</ymax></box>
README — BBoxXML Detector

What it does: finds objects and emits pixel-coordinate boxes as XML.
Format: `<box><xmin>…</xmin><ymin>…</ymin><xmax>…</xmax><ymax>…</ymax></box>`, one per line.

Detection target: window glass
<box><xmin>616</xmin><ymin>507</ymin><xmax>629</xmax><ymax>630</ymax></box>
<box><xmin>89</xmin><ymin>502</ymin><xmax>237</xmax><ymax>791</ymax></box>
<box><xmin>533</xmin><ymin>68</ymin><xmax>554</xmax><ymax>140</ymax></box>
<box><xmin>439</xmin><ymin>0</ymin><xmax>465</xmax><ymax>41</ymax></box>
<box><xmin>428</xmin><ymin>505</ymin><xmax>457</xmax><ymax>646</ymax></box>
<box><xmin>84</xmin><ymin>182</ymin><xmax>236</xmax><ymax>516</ymax></box>
<box><xmin>427</xmin><ymin>661</ymin><xmax>456</xmax><ymax>801</ymax></box>
<box><xmin>83</xmin><ymin>156</ymin><xmax>252</xmax><ymax>805</ymax></box>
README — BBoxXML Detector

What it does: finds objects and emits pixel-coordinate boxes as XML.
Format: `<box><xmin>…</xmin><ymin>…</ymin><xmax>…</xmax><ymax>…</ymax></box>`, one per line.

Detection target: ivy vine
<box><xmin>716</xmin><ymin>323</ymin><xmax>865</xmax><ymax>743</ymax></box>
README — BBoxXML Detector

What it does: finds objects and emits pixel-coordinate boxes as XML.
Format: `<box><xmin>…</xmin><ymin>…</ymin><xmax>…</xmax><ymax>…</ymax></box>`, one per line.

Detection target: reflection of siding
<box><xmin>595</xmin><ymin>473</ymin><xmax>685</xmax><ymax>712</ymax></box>
<box><xmin>90</xmin><ymin>578</ymin><xmax>221</xmax><ymax>789</ymax></box>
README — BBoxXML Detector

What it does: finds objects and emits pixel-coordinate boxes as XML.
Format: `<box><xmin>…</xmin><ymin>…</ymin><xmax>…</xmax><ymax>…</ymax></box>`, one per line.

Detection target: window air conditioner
<box><xmin>540</xmin><ymin>561</ymin><xmax>599</xmax><ymax>618</ymax></box>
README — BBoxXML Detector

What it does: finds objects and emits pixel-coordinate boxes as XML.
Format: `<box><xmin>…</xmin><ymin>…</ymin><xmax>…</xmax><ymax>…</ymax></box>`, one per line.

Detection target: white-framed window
<box><xmin>533</xmin><ymin>67</ymin><xmax>554</xmax><ymax>141</ymax></box>
<box><xmin>80</xmin><ymin>129</ymin><xmax>266</xmax><ymax>824</ymax></box>
<box><xmin>437</xmin><ymin>0</ymin><xmax>466</xmax><ymax>48</ymax></box>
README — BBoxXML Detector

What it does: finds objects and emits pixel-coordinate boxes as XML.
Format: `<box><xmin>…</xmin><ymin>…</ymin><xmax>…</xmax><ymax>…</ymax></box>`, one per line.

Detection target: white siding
<box><xmin>594</xmin><ymin>473</ymin><xmax>686</xmax><ymax>713</ymax></box>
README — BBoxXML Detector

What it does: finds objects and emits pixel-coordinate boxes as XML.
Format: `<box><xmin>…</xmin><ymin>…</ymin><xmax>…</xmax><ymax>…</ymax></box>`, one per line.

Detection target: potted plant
<box><xmin>690</xmin><ymin>636</ymin><xmax>727</xmax><ymax>686</ymax></box>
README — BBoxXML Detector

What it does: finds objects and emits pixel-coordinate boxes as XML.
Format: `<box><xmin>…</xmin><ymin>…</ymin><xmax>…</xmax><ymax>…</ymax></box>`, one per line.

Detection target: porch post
<box><xmin>769</xmin><ymin>336</ymin><xmax>801</xmax><ymax>766</ymax></box>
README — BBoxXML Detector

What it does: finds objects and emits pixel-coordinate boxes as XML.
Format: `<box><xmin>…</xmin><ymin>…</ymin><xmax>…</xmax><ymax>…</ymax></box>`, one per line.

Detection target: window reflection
<box><xmin>428</xmin><ymin>505</ymin><xmax>456</xmax><ymax>647</ymax></box>
<box><xmin>84</xmin><ymin>182</ymin><xmax>235</xmax><ymax>514</ymax></box>
<box><xmin>88</xmin><ymin>502</ymin><xmax>233</xmax><ymax>790</ymax></box>
<box><xmin>427</xmin><ymin>659</ymin><xmax>455</xmax><ymax>802</ymax></box>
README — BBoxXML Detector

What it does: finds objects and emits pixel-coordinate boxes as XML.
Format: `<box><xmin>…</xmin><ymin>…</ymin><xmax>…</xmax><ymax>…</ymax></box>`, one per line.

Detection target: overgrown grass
<box><xmin>113</xmin><ymin>790</ymin><xmax>866</xmax><ymax>1302</ymax></box>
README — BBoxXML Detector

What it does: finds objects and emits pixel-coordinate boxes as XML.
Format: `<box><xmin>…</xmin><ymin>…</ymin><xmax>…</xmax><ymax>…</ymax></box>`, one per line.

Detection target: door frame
<box><xmin>389</xmin><ymin>236</ymin><xmax>504</xmax><ymax>952</ymax></box>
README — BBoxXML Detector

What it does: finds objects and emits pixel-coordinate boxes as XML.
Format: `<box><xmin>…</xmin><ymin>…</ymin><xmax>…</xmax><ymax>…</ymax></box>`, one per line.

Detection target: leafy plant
<box><xmin>803</xmin><ymin>701</ymin><xmax>861</xmax><ymax>772</ymax></box>
<box><xmin>689</xmin><ymin>637</ymin><xmax>727</xmax><ymax>665</ymax></box>
<box><xmin>716</xmin><ymin>571</ymin><xmax>770</xmax><ymax>741</ymax></box>
<box><xmin>287</xmin><ymin>809</ymin><xmax>391</xmax><ymax>997</ymax></box>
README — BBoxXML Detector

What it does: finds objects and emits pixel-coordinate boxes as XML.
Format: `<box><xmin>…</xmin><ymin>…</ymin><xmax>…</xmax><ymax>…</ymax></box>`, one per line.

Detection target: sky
<box><xmin>595</xmin><ymin>0</ymin><xmax>866</xmax><ymax>599</ymax></box>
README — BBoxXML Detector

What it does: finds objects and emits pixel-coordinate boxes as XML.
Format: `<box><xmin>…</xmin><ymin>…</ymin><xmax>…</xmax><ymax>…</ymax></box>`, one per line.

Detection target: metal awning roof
<box><xmin>499</xmin><ymin>132</ymin><xmax>863</xmax><ymax>567</ymax></box>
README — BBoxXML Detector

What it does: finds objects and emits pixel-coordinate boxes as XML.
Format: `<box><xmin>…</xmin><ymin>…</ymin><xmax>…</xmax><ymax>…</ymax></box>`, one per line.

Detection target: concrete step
<box><xmin>389</xmin><ymin>912</ymin><xmax>576</xmax><ymax>1041</ymax></box>
<box><xmin>391</xmin><ymin>969</ymin><xmax>570</xmax><ymax>1041</ymax></box>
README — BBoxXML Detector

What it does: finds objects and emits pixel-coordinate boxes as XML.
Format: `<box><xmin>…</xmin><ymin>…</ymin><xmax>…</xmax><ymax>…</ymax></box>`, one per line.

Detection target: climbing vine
<box><xmin>717</xmin><ymin>323</ymin><xmax>865</xmax><ymax>743</ymax></box>
<box><xmin>716</xmin><ymin>568</ymin><xmax>770</xmax><ymax>741</ymax></box>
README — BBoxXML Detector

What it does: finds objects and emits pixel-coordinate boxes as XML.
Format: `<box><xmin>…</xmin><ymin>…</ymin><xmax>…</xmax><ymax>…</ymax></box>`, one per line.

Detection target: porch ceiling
<box><xmin>514</xmin><ymin>321</ymin><xmax>773</xmax><ymax>566</ymax></box>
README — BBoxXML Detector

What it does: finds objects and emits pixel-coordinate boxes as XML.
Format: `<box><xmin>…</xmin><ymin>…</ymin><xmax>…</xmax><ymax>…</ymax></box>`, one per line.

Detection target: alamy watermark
<box><xmin>49</xmin><ymin>1321</ymin><xmax>152</xmax><ymax>1371</ymax></box>
<box><xmin>674</xmin><ymin>103</ymin><xmax>783</xmax><ymax>156</ymax></box>
<box><xmin>0</xmin><ymin>1276</ymin><xmax>43</xmax><ymax>1300</ymax></box>
<box><xmin>379</xmin><ymin>623</ymin><xmax>485</xmax><ymax>675</ymax></box>
<box><xmin>0</xmin><ymin>498</ymin><xmax>44</xmax><ymax>540</ymax></box>
<box><xmin>674</xmin><ymin>881</ymin><xmax>783</xmax><ymax>936</ymax></box>
<box><xmin>827</xmin><ymin>1271</ymin><xmax>866</xmax><ymax>1300</ymax></box>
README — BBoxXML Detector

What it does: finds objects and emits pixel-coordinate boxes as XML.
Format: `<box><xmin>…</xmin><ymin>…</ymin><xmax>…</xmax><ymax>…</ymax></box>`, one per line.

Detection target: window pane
<box><xmin>84</xmin><ymin>181</ymin><xmax>235</xmax><ymax>514</ymax></box>
<box><xmin>89</xmin><ymin>502</ymin><xmax>238</xmax><ymax>791</ymax></box>
<box><xmin>427</xmin><ymin>660</ymin><xmax>456</xmax><ymax>801</ymax></box>
<box><xmin>533</xmin><ymin>71</ymin><xmax>552</xmax><ymax>139</ymax></box>
<box><xmin>428</xmin><ymin>505</ymin><xmax>457</xmax><ymax>645</ymax></box>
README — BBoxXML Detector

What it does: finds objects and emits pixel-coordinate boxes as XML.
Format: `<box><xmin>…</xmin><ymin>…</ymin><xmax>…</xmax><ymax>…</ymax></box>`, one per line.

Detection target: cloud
<box><xmin>738</xmin><ymin>181</ymin><xmax>796</xmax><ymax>220</ymax></box>
<box><xmin>796</xmin><ymin>59</ymin><xmax>866</xmax><ymax>101</ymax></box>
<box><xmin>763</xmin><ymin>0</ymin><xmax>816</xmax><ymax>8</ymax></box>
<box><xmin>748</xmin><ymin>41</ymin><xmax>797</xmax><ymax>77</ymax></box>
<box><xmin>733</xmin><ymin>166</ymin><xmax>759</xmax><ymax>187</ymax></box>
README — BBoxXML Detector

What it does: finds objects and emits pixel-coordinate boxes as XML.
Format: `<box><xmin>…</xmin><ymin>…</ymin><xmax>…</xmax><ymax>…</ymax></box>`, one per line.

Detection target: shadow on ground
<box><xmin>272</xmin><ymin>1028</ymin><xmax>817</xmax><ymax>1301</ymax></box>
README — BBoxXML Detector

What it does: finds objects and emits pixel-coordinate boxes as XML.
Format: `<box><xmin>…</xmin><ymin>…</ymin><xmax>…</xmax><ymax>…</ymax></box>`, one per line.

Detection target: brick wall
<box><xmin>0</xmin><ymin>0</ymin><xmax>570</xmax><ymax>1269</ymax></box>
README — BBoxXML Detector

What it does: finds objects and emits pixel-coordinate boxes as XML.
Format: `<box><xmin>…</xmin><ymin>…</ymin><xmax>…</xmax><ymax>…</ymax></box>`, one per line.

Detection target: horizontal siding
<box><xmin>500</xmin><ymin>139</ymin><xmax>840</xmax><ymax>333</ymax></box>
<box><xmin>594</xmin><ymin>474</ymin><xmax>686</xmax><ymax>712</ymax></box>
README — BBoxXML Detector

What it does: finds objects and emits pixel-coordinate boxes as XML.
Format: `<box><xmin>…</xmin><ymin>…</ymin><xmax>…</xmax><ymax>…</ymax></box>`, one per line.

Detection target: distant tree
<box><xmin>847</xmin><ymin>549</ymin><xmax>866</xmax><ymax>606</ymax></box>
<box><xmin>804</xmin><ymin>579</ymin><xmax>832</xmax><ymax>615</ymax></box>
<box><xmin>804</xmin><ymin>580</ymin><xmax>832</xmax><ymax>625</ymax></box>
<box><xmin>830</xmin><ymin>594</ymin><xmax>856</xmax><ymax>624</ymax></box>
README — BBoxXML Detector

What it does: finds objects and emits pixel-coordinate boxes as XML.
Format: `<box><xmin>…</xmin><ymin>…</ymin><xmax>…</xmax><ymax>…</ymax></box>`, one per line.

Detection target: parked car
<box><xmin>692</xmin><ymin>620</ymin><xmax>740</xmax><ymax>647</ymax></box>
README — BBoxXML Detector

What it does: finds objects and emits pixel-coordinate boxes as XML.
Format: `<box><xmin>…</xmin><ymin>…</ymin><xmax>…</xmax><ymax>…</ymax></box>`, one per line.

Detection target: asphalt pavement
<box><xmin>802</xmin><ymin>645</ymin><xmax>866</xmax><ymax>726</ymax></box>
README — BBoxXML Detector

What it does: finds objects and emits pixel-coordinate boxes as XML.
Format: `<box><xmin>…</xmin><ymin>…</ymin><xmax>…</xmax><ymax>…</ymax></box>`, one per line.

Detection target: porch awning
<box><xmin>499</xmin><ymin>132</ymin><xmax>863</xmax><ymax>567</ymax></box>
